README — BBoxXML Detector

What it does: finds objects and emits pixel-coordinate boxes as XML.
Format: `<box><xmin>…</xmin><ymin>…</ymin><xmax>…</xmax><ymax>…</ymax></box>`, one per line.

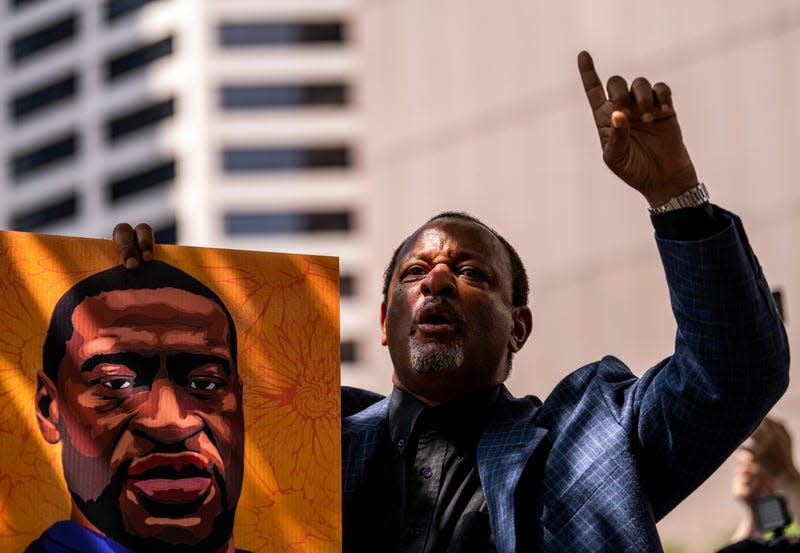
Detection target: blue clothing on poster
<box><xmin>25</xmin><ymin>520</ymin><xmax>252</xmax><ymax>553</ymax></box>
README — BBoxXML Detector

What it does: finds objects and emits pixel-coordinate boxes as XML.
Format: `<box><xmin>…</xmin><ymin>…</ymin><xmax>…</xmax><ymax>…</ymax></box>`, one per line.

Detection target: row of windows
<box><xmin>218</xmin><ymin>22</ymin><xmax>346</xmax><ymax>47</ymax></box>
<box><xmin>11</xmin><ymin>0</ymin><xmax>158</xmax><ymax>20</ymax></box>
<box><xmin>107</xmin><ymin>98</ymin><xmax>174</xmax><ymax>141</ymax></box>
<box><xmin>9</xmin><ymin>11</ymin><xmax>173</xmax><ymax>72</ymax></box>
<box><xmin>10</xmin><ymin>192</ymin><xmax>77</xmax><ymax>230</ymax></box>
<box><xmin>11</xmin><ymin>132</ymin><xmax>77</xmax><ymax>178</ymax></box>
<box><xmin>220</xmin><ymin>83</ymin><xmax>348</xmax><ymax>110</ymax></box>
<box><xmin>105</xmin><ymin>0</ymin><xmax>158</xmax><ymax>21</ymax></box>
<box><xmin>10</xmin><ymin>97</ymin><xmax>175</xmax><ymax>179</ymax></box>
<box><xmin>222</xmin><ymin>146</ymin><xmax>350</xmax><ymax>172</ymax></box>
<box><xmin>10</xmin><ymin>76</ymin><xmax>349</xmax><ymax>125</ymax></box>
<box><xmin>11</xmin><ymin>12</ymin><xmax>76</xmax><ymax>63</ymax></box>
<box><xmin>9</xmin><ymin>16</ymin><xmax>346</xmax><ymax>66</ymax></box>
<box><xmin>11</xmin><ymin>127</ymin><xmax>353</xmax><ymax>180</ymax></box>
<box><xmin>11</xmin><ymin>73</ymin><xmax>77</xmax><ymax>122</ymax></box>
<box><xmin>108</xmin><ymin>36</ymin><xmax>173</xmax><ymax>80</ymax></box>
<box><xmin>8</xmin><ymin>189</ymin><xmax>175</xmax><ymax>240</ymax></box>
<box><xmin>224</xmin><ymin>210</ymin><xmax>352</xmax><ymax>235</ymax></box>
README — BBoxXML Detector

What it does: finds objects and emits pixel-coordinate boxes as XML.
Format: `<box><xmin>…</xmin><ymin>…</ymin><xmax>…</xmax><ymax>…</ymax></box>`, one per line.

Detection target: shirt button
<box><xmin>409</xmin><ymin>527</ymin><xmax>421</xmax><ymax>538</ymax></box>
<box><xmin>397</xmin><ymin>438</ymin><xmax>406</xmax><ymax>447</ymax></box>
<box><xmin>420</xmin><ymin>466</ymin><xmax>433</xmax><ymax>479</ymax></box>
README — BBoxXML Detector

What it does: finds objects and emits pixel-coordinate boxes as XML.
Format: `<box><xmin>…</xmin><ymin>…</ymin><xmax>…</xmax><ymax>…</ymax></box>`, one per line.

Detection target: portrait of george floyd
<box><xmin>0</xmin><ymin>230</ymin><xmax>341</xmax><ymax>553</ymax></box>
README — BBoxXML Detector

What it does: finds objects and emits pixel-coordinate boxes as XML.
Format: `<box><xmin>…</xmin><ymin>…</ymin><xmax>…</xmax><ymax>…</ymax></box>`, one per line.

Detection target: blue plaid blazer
<box><xmin>342</xmin><ymin>211</ymin><xmax>789</xmax><ymax>553</ymax></box>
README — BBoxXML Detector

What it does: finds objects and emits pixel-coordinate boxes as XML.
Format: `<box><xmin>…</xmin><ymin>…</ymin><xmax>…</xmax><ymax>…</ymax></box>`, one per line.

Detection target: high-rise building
<box><xmin>0</xmin><ymin>0</ymin><xmax>369</xmax><ymax>374</ymax></box>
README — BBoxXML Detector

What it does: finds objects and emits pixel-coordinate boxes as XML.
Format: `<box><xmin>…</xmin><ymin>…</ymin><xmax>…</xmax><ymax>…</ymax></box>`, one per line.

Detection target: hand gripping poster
<box><xmin>0</xmin><ymin>230</ymin><xmax>341</xmax><ymax>553</ymax></box>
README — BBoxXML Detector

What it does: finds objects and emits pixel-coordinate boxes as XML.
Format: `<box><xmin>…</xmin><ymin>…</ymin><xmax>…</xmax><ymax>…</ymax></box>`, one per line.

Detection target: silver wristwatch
<box><xmin>647</xmin><ymin>182</ymin><xmax>710</xmax><ymax>215</ymax></box>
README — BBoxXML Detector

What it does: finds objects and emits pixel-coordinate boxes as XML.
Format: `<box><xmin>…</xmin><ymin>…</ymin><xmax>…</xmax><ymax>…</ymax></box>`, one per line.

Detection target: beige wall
<box><xmin>350</xmin><ymin>1</ymin><xmax>800</xmax><ymax>551</ymax></box>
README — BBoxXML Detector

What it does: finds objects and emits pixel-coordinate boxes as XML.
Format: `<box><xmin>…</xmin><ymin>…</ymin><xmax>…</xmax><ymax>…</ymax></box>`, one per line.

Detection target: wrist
<box><xmin>642</xmin><ymin>163</ymin><xmax>699</xmax><ymax>207</ymax></box>
<box><xmin>648</xmin><ymin>182</ymin><xmax>710</xmax><ymax>215</ymax></box>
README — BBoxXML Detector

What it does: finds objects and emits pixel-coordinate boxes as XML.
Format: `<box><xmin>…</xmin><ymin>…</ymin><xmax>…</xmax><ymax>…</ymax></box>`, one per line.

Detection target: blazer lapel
<box><xmin>341</xmin><ymin>395</ymin><xmax>390</xmax><ymax>507</ymax></box>
<box><xmin>477</xmin><ymin>387</ymin><xmax>548</xmax><ymax>553</ymax></box>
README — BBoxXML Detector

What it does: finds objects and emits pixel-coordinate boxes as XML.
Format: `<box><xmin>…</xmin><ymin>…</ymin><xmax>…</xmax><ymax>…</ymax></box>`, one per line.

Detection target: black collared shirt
<box><xmin>351</xmin><ymin>385</ymin><xmax>500</xmax><ymax>553</ymax></box>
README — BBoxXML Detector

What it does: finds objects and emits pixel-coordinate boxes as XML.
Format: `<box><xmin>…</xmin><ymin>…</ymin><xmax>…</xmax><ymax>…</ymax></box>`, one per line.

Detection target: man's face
<box><xmin>381</xmin><ymin>218</ymin><xmax>530</xmax><ymax>403</ymax></box>
<box><xmin>47</xmin><ymin>287</ymin><xmax>243</xmax><ymax>550</ymax></box>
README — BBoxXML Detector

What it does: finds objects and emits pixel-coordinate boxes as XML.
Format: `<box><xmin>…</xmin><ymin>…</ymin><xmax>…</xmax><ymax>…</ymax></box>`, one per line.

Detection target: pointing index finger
<box><xmin>578</xmin><ymin>50</ymin><xmax>606</xmax><ymax>112</ymax></box>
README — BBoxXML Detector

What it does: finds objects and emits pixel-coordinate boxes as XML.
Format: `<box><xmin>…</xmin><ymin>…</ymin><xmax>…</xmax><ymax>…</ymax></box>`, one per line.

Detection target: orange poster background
<box><xmin>0</xmin><ymin>230</ymin><xmax>341</xmax><ymax>552</ymax></box>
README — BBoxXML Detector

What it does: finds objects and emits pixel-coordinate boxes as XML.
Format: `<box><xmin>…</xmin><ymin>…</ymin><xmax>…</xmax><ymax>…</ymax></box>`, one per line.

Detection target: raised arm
<box><xmin>577</xmin><ymin>50</ymin><xmax>698</xmax><ymax>207</ymax></box>
<box><xmin>576</xmin><ymin>51</ymin><xmax>789</xmax><ymax>518</ymax></box>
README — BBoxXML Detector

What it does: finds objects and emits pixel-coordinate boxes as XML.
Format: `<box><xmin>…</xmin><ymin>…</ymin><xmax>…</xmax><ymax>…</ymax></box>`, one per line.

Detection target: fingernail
<box><xmin>125</xmin><ymin>257</ymin><xmax>138</xmax><ymax>270</ymax></box>
<box><xmin>142</xmin><ymin>251</ymin><xmax>152</xmax><ymax>262</ymax></box>
<box><xmin>642</xmin><ymin>112</ymin><xmax>654</xmax><ymax>123</ymax></box>
<box><xmin>661</xmin><ymin>104</ymin><xmax>671</xmax><ymax>113</ymax></box>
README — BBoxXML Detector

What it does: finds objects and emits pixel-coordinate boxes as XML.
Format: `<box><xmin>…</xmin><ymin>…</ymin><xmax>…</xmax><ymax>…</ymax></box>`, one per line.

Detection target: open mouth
<box><xmin>127</xmin><ymin>453</ymin><xmax>214</xmax><ymax>516</ymax></box>
<box><xmin>414</xmin><ymin>301</ymin><xmax>461</xmax><ymax>335</ymax></box>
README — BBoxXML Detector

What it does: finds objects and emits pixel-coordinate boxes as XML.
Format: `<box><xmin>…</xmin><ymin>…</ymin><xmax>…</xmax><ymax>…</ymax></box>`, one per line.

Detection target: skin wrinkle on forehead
<box><xmin>396</xmin><ymin>221</ymin><xmax>513</xmax><ymax>304</ymax></box>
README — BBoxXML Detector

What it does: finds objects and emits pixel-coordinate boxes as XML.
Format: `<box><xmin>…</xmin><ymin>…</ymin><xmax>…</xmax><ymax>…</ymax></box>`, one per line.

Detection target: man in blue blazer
<box><xmin>116</xmin><ymin>51</ymin><xmax>790</xmax><ymax>552</ymax></box>
<box><xmin>338</xmin><ymin>52</ymin><xmax>790</xmax><ymax>552</ymax></box>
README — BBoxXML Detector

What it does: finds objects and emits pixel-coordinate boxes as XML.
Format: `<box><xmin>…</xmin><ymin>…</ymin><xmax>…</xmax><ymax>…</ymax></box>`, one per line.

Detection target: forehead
<box><xmin>398</xmin><ymin>217</ymin><xmax>512</xmax><ymax>271</ymax></box>
<box><xmin>69</xmin><ymin>287</ymin><xmax>232</xmax><ymax>349</ymax></box>
<box><xmin>73</xmin><ymin>287</ymin><xmax>227</xmax><ymax>322</ymax></box>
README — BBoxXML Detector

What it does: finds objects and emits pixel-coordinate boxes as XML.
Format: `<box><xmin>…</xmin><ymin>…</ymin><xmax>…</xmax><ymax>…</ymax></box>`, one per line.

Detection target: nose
<box><xmin>421</xmin><ymin>264</ymin><xmax>457</xmax><ymax>297</ymax></box>
<box><xmin>131</xmin><ymin>379</ymin><xmax>204</xmax><ymax>444</ymax></box>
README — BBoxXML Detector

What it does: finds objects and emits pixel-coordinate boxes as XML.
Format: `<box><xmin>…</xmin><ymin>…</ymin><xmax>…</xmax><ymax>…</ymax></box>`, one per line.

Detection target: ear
<box><xmin>508</xmin><ymin>306</ymin><xmax>533</xmax><ymax>353</ymax></box>
<box><xmin>35</xmin><ymin>371</ymin><xmax>61</xmax><ymax>444</ymax></box>
<box><xmin>379</xmin><ymin>302</ymin><xmax>388</xmax><ymax>346</ymax></box>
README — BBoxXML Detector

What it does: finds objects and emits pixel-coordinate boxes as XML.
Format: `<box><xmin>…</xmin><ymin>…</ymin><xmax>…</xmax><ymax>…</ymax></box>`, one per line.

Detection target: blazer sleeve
<box><xmin>631</xmin><ymin>206</ymin><xmax>789</xmax><ymax>518</ymax></box>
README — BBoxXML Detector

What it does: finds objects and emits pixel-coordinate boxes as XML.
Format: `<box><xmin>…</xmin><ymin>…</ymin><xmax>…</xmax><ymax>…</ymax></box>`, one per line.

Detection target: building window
<box><xmin>106</xmin><ymin>36</ymin><xmax>173</xmax><ymax>81</ymax></box>
<box><xmin>341</xmin><ymin>340</ymin><xmax>358</xmax><ymax>363</ymax></box>
<box><xmin>220</xmin><ymin>83</ymin><xmax>348</xmax><ymax>110</ymax></box>
<box><xmin>340</xmin><ymin>273</ymin><xmax>355</xmax><ymax>297</ymax></box>
<box><xmin>222</xmin><ymin>146</ymin><xmax>350</xmax><ymax>172</ymax></box>
<box><xmin>106</xmin><ymin>98</ymin><xmax>174</xmax><ymax>142</ymax></box>
<box><xmin>105</xmin><ymin>0</ymin><xmax>158</xmax><ymax>21</ymax></box>
<box><xmin>11</xmin><ymin>0</ymin><xmax>48</xmax><ymax>11</ymax></box>
<box><xmin>11</xmin><ymin>192</ymin><xmax>78</xmax><ymax>231</ymax></box>
<box><xmin>107</xmin><ymin>159</ymin><xmax>175</xmax><ymax>202</ymax></box>
<box><xmin>224</xmin><ymin>210</ymin><xmax>352</xmax><ymax>235</ymax></box>
<box><xmin>218</xmin><ymin>22</ymin><xmax>345</xmax><ymax>47</ymax></box>
<box><xmin>153</xmin><ymin>221</ymin><xmax>177</xmax><ymax>244</ymax></box>
<box><xmin>11</xmin><ymin>132</ymin><xmax>78</xmax><ymax>179</ymax></box>
<box><xmin>11</xmin><ymin>13</ymin><xmax>77</xmax><ymax>63</ymax></box>
<box><xmin>11</xmin><ymin>73</ymin><xmax>78</xmax><ymax>122</ymax></box>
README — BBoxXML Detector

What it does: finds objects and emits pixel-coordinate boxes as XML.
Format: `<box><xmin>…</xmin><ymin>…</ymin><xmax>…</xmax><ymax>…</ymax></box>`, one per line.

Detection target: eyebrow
<box><xmin>80</xmin><ymin>352</ymin><xmax>157</xmax><ymax>373</ymax></box>
<box><xmin>167</xmin><ymin>352</ymin><xmax>232</xmax><ymax>375</ymax></box>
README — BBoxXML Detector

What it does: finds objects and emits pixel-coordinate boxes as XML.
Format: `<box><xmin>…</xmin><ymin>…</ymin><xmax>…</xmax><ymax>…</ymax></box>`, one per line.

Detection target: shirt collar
<box><xmin>388</xmin><ymin>385</ymin><xmax>501</xmax><ymax>454</ymax></box>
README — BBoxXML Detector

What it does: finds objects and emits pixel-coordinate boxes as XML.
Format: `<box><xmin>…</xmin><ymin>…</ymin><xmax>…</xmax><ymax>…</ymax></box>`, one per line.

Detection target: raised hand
<box><xmin>112</xmin><ymin>222</ymin><xmax>154</xmax><ymax>269</ymax></box>
<box><xmin>578</xmin><ymin>50</ymin><xmax>698</xmax><ymax>207</ymax></box>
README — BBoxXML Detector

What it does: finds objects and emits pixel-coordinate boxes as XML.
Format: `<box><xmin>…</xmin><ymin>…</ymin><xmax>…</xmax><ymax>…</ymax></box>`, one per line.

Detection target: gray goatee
<box><xmin>409</xmin><ymin>337</ymin><xmax>464</xmax><ymax>374</ymax></box>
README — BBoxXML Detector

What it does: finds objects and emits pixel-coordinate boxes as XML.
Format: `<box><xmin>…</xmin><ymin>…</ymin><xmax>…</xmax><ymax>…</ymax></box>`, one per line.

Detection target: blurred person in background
<box><xmin>726</xmin><ymin>417</ymin><xmax>800</xmax><ymax>548</ymax></box>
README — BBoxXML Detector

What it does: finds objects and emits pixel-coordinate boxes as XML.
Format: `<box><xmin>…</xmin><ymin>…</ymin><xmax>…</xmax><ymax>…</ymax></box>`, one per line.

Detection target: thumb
<box><xmin>604</xmin><ymin>110</ymin><xmax>630</xmax><ymax>165</ymax></box>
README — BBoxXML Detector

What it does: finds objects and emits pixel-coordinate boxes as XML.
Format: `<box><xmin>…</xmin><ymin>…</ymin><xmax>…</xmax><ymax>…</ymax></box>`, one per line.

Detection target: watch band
<box><xmin>648</xmin><ymin>182</ymin><xmax>710</xmax><ymax>215</ymax></box>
